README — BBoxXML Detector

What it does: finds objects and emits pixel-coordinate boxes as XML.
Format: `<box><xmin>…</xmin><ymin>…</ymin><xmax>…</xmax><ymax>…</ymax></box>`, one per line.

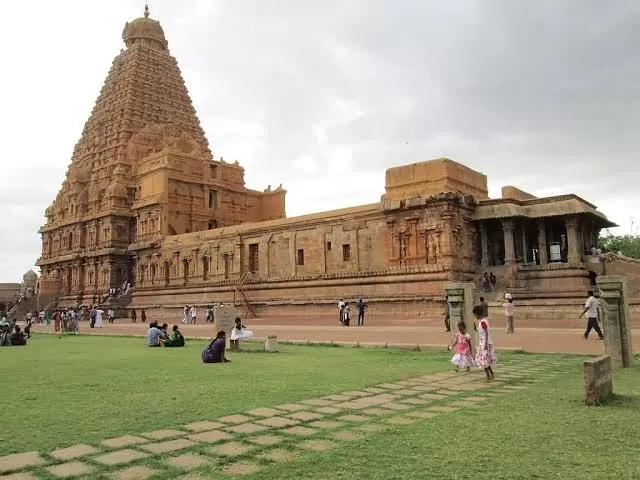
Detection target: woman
<box><xmin>165</xmin><ymin>325</ymin><xmax>185</xmax><ymax>347</ymax></box>
<box><xmin>201</xmin><ymin>331</ymin><xmax>230</xmax><ymax>363</ymax></box>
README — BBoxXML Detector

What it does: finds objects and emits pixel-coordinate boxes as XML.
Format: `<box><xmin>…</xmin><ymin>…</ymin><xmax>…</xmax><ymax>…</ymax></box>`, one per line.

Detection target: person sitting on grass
<box><xmin>146</xmin><ymin>321</ymin><xmax>166</xmax><ymax>347</ymax></box>
<box><xmin>165</xmin><ymin>325</ymin><xmax>185</xmax><ymax>348</ymax></box>
<box><xmin>11</xmin><ymin>325</ymin><xmax>27</xmax><ymax>346</ymax></box>
<box><xmin>201</xmin><ymin>330</ymin><xmax>230</xmax><ymax>363</ymax></box>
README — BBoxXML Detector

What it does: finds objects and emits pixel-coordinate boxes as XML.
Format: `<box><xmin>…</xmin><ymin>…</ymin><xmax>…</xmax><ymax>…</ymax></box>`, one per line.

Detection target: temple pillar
<box><xmin>538</xmin><ymin>221</ymin><xmax>548</xmax><ymax>265</ymax></box>
<box><xmin>597</xmin><ymin>276</ymin><xmax>634</xmax><ymax>368</ymax></box>
<box><xmin>565</xmin><ymin>216</ymin><xmax>581</xmax><ymax>265</ymax></box>
<box><xmin>502</xmin><ymin>219</ymin><xmax>516</xmax><ymax>265</ymax></box>
<box><xmin>521</xmin><ymin>225</ymin><xmax>528</xmax><ymax>263</ymax></box>
<box><xmin>479</xmin><ymin>223</ymin><xmax>489</xmax><ymax>266</ymax></box>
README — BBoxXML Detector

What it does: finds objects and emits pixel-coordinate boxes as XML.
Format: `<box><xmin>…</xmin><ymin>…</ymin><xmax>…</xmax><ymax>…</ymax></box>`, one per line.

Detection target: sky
<box><xmin>0</xmin><ymin>0</ymin><xmax>638</xmax><ymax>282</ymax></box>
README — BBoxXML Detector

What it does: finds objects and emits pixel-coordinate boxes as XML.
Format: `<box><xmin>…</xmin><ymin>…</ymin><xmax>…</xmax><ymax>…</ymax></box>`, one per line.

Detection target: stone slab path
<box><xmin>0</xmin><ymin>357</ymin><xmax>566</xmax><ymax>479</ymax></box>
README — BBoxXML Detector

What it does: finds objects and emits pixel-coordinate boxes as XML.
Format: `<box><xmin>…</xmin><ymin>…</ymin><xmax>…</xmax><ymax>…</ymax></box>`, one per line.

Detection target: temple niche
<box><xmin>36</xmin><ymin>7</ymin><xmax>617</xmax><ymax>323</ymax></box>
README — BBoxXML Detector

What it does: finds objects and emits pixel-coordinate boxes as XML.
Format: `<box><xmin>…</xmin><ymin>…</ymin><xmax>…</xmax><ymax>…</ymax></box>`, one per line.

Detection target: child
<box><xmin>448</xmin><ymin>322</ymin><xmax>474</xmax><ymax>372</ymax></box>
<box><xmin>473</xmin><ymin>305</ymin><xmax>497</xmax><ymax>381</ymax></box>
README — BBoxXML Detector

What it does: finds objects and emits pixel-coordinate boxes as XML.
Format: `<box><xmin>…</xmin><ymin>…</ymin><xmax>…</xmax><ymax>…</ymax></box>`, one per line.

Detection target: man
<box><xmin>146</xmin><ymin>321</ymin><xmax>166</xmax><ymax>347</ymax></box>
<box><xmin>580</xmin><ymin>290</ymin><xmax>604</xmax><ymax>340</ymax></box>
<box><xmin>190</xmin><ymin>305</ymin><xmax>197</xmax><ymax>324</ymax></box>
<box><xmin>443</xmin><ymin>295</ymin><xmax>451</xmax><ymax>332</ymax></box>
<box><xmin>356</xmin><ymin>299</ymin><xmax>368</xmax><ymax>327</ymax></box>
<box><xmin>337</xmin><ymin>299</ymin><xmax>345</xmax><ymax>325</ymax></box>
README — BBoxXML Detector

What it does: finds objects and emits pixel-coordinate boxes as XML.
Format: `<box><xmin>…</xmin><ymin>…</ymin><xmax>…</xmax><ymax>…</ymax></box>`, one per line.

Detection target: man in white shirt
<box><xmin>579</xmin><ymin>290</ymin><xmax>604</xmax><ymax>340</ymax></box>
<box><xmin>337</xmin><ymin>299</ymin><xmax>345</xmax><ymax>325</ymax></box>
<box><xmin>190</xmin><ymin>305</ymin><xmax>197</xmax><ymax>324</ymax></box>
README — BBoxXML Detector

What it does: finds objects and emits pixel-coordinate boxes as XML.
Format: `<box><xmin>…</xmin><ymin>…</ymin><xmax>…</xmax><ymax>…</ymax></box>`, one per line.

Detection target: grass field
<box><xmin>2</xmin><ymin>334</ymin><xmax>640</xmax><ymax>479</ymax></box>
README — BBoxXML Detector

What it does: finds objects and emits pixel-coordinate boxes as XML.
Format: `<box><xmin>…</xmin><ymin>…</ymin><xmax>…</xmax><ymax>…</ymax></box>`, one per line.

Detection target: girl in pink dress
<box><xmin>448</xmin><ymin>322</ymin><xmax>474</xmax><ymax>372</ymax></box>
<box><xmin>473</xmin><ymin>305</ymin><xmax>497</xmax><ymax>381</ymax></box>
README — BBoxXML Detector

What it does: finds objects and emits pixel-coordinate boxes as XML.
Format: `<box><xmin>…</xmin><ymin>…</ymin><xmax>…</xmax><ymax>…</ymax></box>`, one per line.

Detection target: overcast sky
<box><xmin>0</xmin><ymin>0</ymin><xmax>638</xmax><ymax>282</ymax></box>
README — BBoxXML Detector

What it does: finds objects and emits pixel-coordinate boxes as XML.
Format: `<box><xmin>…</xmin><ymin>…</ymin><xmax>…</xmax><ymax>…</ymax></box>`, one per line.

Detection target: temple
<box><xmin>37</xmin><ymin>9</ymin><xmax>621</xmax><ymax>320</ymax></box>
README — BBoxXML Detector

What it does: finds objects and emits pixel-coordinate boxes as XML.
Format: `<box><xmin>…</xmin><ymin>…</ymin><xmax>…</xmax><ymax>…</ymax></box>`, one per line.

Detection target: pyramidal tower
<box><xmin>37</xmin><ymin>7</ymin><xmax>286</xmax><ymax>303</ymax></box>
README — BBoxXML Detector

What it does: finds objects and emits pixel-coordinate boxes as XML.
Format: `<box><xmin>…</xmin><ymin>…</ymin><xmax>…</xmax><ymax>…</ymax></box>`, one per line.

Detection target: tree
<box><xmin>599</xmin><ymin>233</ymin><xmax>640</xmax><ymax>259</ymax></box>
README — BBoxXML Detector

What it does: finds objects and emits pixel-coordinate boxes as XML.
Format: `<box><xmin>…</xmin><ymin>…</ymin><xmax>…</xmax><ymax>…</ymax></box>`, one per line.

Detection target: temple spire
<box><xmin>144</xmin><ymin>1</ymin><xmax>150</xmax><ymax>18</ymax></box>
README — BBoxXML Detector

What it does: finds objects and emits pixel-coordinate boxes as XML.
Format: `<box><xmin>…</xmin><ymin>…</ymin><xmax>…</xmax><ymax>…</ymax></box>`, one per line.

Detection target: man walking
<box><xmin>580</xmin><ymin>290</ymin><xmax>604</xmax><ymax>340</ymax></box>
<box><xmin>356</xmin><ymin>299</ymin><xmax>368</xmax><ymax>326</ymax></box>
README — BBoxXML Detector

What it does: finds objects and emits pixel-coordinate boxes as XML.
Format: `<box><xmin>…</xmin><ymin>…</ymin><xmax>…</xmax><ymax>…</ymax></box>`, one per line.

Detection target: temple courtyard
<box><xmin>2</xmin><ymin>334</ymin><xmax>640</xmax><ymax>479</ymax></box>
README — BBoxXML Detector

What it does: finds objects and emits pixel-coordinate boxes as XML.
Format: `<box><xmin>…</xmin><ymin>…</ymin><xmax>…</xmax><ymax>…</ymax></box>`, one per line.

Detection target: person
<box><xmin>107</xmin><ymin>308</ymin><xmax>115</xmax><ymax>324</ymax></box>
<box><xmin>580</xmin><ymin>290</ymin><xmax>604</xmax><ymax>340</ymax></box>
<box><xmin>489</xmin><ymin>272</ymin><xmax>497</xmax><ymax>291</ymax></box>
<box><xmin>146</xmin><ymin>321</ymin><xmax>166</xmax><ymax>347</ymax></box>
<box><xmin>45</xmin><ymin>310</ymin><xmax>52</xmax><ymax>326</ymax></box>
<box><xmin>131</xmin><ymin>308</ymin><xmax>137</xmax><ymax>323</ymax></box>
<box><xmin>503</xmin><ymin>295</ymin><xmax>515</xmax><ymax>334</ymax></box>
<box><xmin>443</xmin><ymin>295</ymin><xmax>451</xmax><ymax>332</ymax></box>
<box><xmin>230</xmin><ymin>317</ymin><xmax>253</xmax><ymax>347</ymax></box>
<box><xmin>165</xmin><ymin>325</ymin><xmax>185</xmax><ymax>347</ymax></box>
<box><xmin>24</xmin><ymin>317</ymin><xmax>33</xmax><ymax>339</ymax></box>
<box><xmin>202</xmin><ymin>331</ymin><xmax>230</xmax><ymax>363</ymax></box>
<box><xmin>337</xmin><ymin>299</ymin><xmax>345</xmax><ymax>325</ymax></box>
<box><xmin>206</xmin><ymin>306</ymin><xmax>213</xmax><ymax>323</ymax></box>
<box><xmin>482</xmin><ymin>273</ymin><xmax>491</xmax><ymax>292</ymax></box>
<box><xmin>342</xmin><ymin>303</ymin><xmax>351</xmax><ymax>326</ymax></box>
<box><xmin>160</xmin><ymin>323</ymin><xmax>169</xmax><ymax>336</ymax></box>
<box><xmin>69</xmin><ymin>310</ymin><xmax>78</xmax><ymax>335</ymax></box>
<box><xmin>54</xmin><ymin>309</ymin><xmax>61</xmax><ymax>332</ymax></box>
<box><xmin>94</xmin><ymin>307</ymin><xmax>104</xmax><ymax>328</ymax></box>
<box><xmin>356</xmin><ymin>299</ymin><xmax>368</xmax><ymax>326</ymax></box>
<box><xmin>478</xmin><ymin>297</ymin><xmax>489</xmax><ymax>318</ymax></box>
<box><xmin>473</xmin><ymin>305</ymin><xmax>496</xmax><ymax>381</ymax></box>
<box><xmin>190</xmin><ymin>305</ymin><xmax>197</xmax><ymax>324</ymax></box>
<box><xmin>141</xmin><ymin>309</ymin><xmax>147</xmax><ymax>323</ymax></box>
<box><xmin>448</xmin><ymin>322</ymin><xmax>473</xmax><ymax>372</ymax></box>
<box><xmin>89</xmin><ymin>306</ymin><xmax>97</xmax><ymax>328</ymax></box>
<box><xmin>11</xmin><ymin>325</ymin><xmax>27</xmax><ymax>346</ymax></box>
<box><xmin>183</xmin><ymin>305</ymin><xmax>189</xmax><ymax>324</ymax></box>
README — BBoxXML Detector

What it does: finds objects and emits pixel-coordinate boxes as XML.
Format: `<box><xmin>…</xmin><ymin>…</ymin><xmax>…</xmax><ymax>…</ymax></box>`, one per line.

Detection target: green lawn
<box><xmin>2</xmin><ymin>334</ymin><xmax>639</xmax><ymax>479</ymax></box>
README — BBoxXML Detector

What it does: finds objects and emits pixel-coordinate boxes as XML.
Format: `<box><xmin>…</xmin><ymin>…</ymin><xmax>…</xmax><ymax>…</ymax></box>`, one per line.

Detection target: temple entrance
<box><xmin>182</xmin><ymin>259</ymin><xmax>189</xmax><ymax>284</ymax></box>
<box><xmin>546</xmin><ymin>219</ymin><xmax>568</xmax><ymax>262</ymax></box>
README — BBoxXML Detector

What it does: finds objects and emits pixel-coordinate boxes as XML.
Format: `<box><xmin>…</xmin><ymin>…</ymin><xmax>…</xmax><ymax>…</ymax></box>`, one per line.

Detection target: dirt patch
<box><xmin>299</xmin><ymin>440</ymin><xmax>335</xmax><ymax>452</ymax></box>
<box><xmin>214</xmin><ymin>442</ymin><xmax>253</xmax><ymax>457</ymax></box>
<box><xmin>387</xmin><ymin>416</ymin><xmax>417</xmax><ymax>425</ymax></box>
<box><xmin>359</xmin><ymin>424</ymin><xmax>388</xmax><ymax>433</ymax></box>
<box><xmin>405</xmin><ymin>411</ymin><xmax>438</xmax><ymax>419</ymax></box>
<box><xmin>282</xmin><ymin>426</ymin><xmax>318</xmax><ymax>437</ymax></box>
<box><xmin>333</xmin><ymin>431</ymin><xmax>363</xmax><ymax>441</ymax></box>
<box><xmin>50</xmin><ymin>444</ymin><xmax>98</xmax><ymax>461</ymax></box>
<box><xmin>260</xmin><ymin>449</ymin><xmax>297</xmax><ymax>462</ymax></box>
<box><xmin>428</xmin><ymin>405</ymin><xmax>459</xmax><ymax>413</ymax></box>
<box><xmin>247</xmin><ymin>435</ymin><xmax>283</xmax><ymax>446</ymax></box>
<box><xmin>223</xmin><ymin>461</ymin><xmax>261</xmax><ymax>475</ymax></box>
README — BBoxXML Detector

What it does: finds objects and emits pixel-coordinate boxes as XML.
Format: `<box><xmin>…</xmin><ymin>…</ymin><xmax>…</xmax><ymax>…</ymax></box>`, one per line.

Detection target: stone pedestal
<box><xmin>265</xmin><ymin>336</ymin><xmax>279</xmax><ymax>352</ymax></box>
<box><xmin>214</xmin><ymin>305</ymin><xmax>237</xmax><ymax>351</ymax></box>
<box><xmin>583</xmin><ymin>355</ymin><xmax>613</xmax><ymax>405</ymax></box>
<box><xmin>596</xmin><ymin>276</ymin><xmax>633</xmax><ymax>368</ymax></box>
<box><xmin>444</xmin><ymin>282</ymin><xmax>477</xmax><ymax>347</ymax></box>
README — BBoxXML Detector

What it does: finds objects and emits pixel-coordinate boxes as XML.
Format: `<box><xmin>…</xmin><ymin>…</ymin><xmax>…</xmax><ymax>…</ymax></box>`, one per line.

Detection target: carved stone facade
<box><xmin>36</xmin><ymin>10</ymin><xmax>285</xmax><ymax>302</ymax></box>
<box><xmin>37</xmin><ymin>10</ymin><xmax>617</xmax><ymax>319</ymax></box>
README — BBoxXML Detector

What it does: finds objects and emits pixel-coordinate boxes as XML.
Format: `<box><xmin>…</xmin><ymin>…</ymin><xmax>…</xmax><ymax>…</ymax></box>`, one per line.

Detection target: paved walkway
<box><xmin>0</xmin><ymin>356</ymin><xmax>566</xmax><ymax>479</ymax></box>
<box><xmin>34</xmin><ymin>321</ymin><xmax>636</xmax><ymax>355</ymax></box>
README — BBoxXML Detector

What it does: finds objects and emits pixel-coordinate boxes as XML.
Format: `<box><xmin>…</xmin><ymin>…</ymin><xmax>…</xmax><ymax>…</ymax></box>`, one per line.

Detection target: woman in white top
<box><xmin>94</xmin><ymin>308</ymin><xmax>104</xmax><ymax>328</ymax></box>
<box><xmin>473</xmin><ymin>305</ymin><xmax>497</xmax><ymax>381</ymax></box>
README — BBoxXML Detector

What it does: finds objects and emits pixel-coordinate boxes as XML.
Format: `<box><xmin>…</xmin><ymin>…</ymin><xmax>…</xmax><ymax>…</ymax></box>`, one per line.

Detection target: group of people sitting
<box><xmin>146</xmin><ymin>321</ymin><xmax>185</xmax><ymax>347</ymax></box>
<box><xmin>0</xmin><ymin>316</ymin><xmax>29</xmax><ymax>346</ymax></box>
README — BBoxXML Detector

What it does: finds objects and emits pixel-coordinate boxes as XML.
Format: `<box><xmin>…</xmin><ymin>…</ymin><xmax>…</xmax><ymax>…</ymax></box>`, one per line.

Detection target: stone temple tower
<box><xmin>36</xmin><ymin>7</ymin><xmax>286</xmax><ymax>304</ymax></box>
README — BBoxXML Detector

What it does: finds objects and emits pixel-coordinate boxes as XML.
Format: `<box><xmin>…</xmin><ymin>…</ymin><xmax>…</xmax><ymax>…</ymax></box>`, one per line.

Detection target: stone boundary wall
<box><xmin>583</xmin><ymin>355</ymin><xmax>613</xmax><ymax>405</ymax></box>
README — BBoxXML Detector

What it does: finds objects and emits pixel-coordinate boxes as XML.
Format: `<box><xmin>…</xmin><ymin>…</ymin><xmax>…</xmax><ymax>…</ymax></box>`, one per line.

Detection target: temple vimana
<box><xmin>37</xmin><ymin>8</ymin><xmax>624</xmax><ymax>320</ymax></box>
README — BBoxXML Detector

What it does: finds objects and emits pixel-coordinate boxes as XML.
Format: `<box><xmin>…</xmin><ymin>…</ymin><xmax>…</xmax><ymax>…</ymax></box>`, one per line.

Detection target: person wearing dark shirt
<box><xmin>202</xmin><ymin>331</ymin><xmax>230</xmax><ymax>363</ymax></box>
<box><xmin>11</xmin><ymin>326</ymin><xmax>27</xmax><ymax>346</ymax></box>
<box><xmin>356</xmin><ymin>299</ymin><xmax>368</xmax><ymax>327</ymax></box>
<box><xmin>478</xmin><ymin>297</ymin><xmax>489</xmax><ymax>317</ymax></box>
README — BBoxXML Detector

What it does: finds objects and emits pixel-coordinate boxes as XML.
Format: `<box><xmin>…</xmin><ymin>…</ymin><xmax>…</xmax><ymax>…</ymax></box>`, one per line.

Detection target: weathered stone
<box><xmin>167</xmin><ymin>454</ymin><xmax>210</xmax><ymax>470</ymax></box>
<box><xmin>0</xmin><ymin>451</ymin><xmax>46</xmax><ymax>473</ymax></box>
<box><xmin>102</xmin><ymin>435</ymin><xmax>148</xmax><ymax>449</ymax></box>
<box><xmin>315</xmin><ymin>406</ymin><xmax>343</xmax><ymax>415</ymax></box>
<box><xmin>1</xmin><ymin>474</ymin><xmax>38</xmax><ymax>480</ymax></box>
<box><xmin>94</xmin><ymin>449</ymin><xmax>149</xmax><ymax>466</ymax></box>
<box><xmin>226</xmin><ymin>423</ymin><xmax>269</xmax><ymax>435</ymax></box>
<box><xmin>301</xmin><ymin>398</ymin><xmax>335</xmax><ymax>407</ymax></box>
<box><xmin>275</xmin><ymin>404</ymin><xmax>307</xmax><ymax>412</ymax></box>
<box><xmin>247</xmin><ymin>435</ymin><xmax>283</xmax><ymax>446</ymax></box>
<box><xmin>282</xmin><ymin>426</ymin><xmax>318</xmax><ymax>436</ymax></box>
<box><xmin>50</xmin><ymin>444</ymin><xmax>98</xmax><ymax>461</ymax></box>
<box><xmin>187</xmin><ymin>430</ymin><xmax>232</xmax><ymax>444</ymax></box>
<box><xmin>247</xmin><ymin>407</ymin><xmax>284</xmax><ymax>417</ymax></box>
<box><xmin>183</xmin><ymin>421</ymin><xmax>224</xmax><ymax>432</ymax></box>
<box><xmin>381</xmin><ymin>402</ymin><xmax>412</xmax><ymax>411</ymax></box>
<box><xmin>309</xmin><ymin>420</ymin><xmax>345</xmax><ymax>429</ymax></box>
<box><xmin>111</xmin><ymin>465</ymin><xmax>158</xmax><ymax>480</ymax></box>
<box><xmin>338</xmin><ymin>414</ymin><xmax>370</xmax><ymax>422</ymax></box>
<box><xmin>141</xmin><ymin>429</ymin><xmax>185</xmax><ymax>440</ymax></box>
<box><xmin>46</xmin><ymin>461</ymin><xmax>93</xmax><ymax>478</ymax></box>
<box><xmin>256</xmin><ymin>416</ymin><xmax>300</xmax><ymax>428</ymax></box>
<box><xmin>139</xmin><ymin>438</ymin><xmax>196</xmax><ymax>454</ymax></box>
<box><xmin>584</xmin><ymin>355</ymin><xmax>614</xmax><ymax>405</ymax></box>
<box><xmin>286</xmin><ymin>411</ymin><xmax>324</xmax><ymax>422</ymax></box>
<box><xmin>218</xmin><ymin>414</ymin><xmax>252</xmax><ymax>425</ymax></box>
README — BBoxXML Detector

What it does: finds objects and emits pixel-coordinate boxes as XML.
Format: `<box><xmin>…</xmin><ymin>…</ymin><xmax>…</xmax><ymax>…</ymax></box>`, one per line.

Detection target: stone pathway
<box><xmin>0</xmin><ymin>357</ymin><xmax>565</xmax><ymax>479</ymax></box>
